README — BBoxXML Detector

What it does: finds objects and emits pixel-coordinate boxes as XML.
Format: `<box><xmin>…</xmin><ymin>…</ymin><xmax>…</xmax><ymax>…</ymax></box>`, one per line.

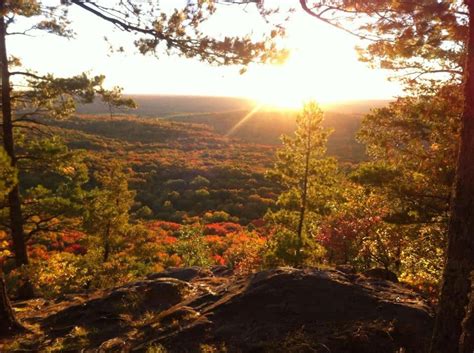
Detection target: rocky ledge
<box><xmin>4</xmin><ymin>267</ymin><xmax>433</xmax><ymax>353</ymax></box>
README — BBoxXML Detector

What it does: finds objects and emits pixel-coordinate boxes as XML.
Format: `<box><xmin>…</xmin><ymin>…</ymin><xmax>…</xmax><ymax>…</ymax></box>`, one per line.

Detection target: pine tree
<box><xmin>83</xmin><ymin>163</ymin><xmax>135</xmax><ymax>263</ymax></box>
<box><xmin>266</xmin><ymin>101</ymin><xmax>338</xmax><ymax>266</ymax></box>
<box><xmin>0</xmin><ymin>148</ymin><xmax>24</xmax><ymax>336</ymax></box>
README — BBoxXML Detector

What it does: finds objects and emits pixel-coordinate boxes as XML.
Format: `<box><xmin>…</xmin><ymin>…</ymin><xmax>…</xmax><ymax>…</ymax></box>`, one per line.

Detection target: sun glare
<box><xmin>257</xmin><ymin>91</ymin><xmax>307</xmax><ymax>110</ymax></box>
<box><xmin>248</xmin><ymin>49</ymin><xmax>350</xmax><ymax>109</ymax></box>
<box><xmin>242</xmin><ymin>14</ymin><xmax>400</xmax><ymax>109</ymax></box>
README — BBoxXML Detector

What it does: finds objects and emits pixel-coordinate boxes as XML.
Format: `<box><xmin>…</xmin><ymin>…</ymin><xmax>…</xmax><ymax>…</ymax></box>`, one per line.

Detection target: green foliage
<box><xmin>16</xmin><ymin>72</ymin><xmax>135</xmax><ymax>121</ymax></box>
<box><xmin>195</xmin><ymin>188</ymin><xmax>210</xmax><ymax>198</ymax></box>
<box><xmin>135</xmin><ymin>205</ymin><xmax>153</xmax><ymax>219</ymax></box>
<box><xmin>164</xmin><ymin>179</ymin><xmax>187</xmax><ymax>190</ymax></box>
<box><xmin>298</xmin><ymin>1</ymin><xmax>465</xmax><ymax>88</ymax></box>
<box><xmin>357</xmin><ymin>86</ymin><xmax>459</xmax><ymax>224</ymax></box>
<box><xmin>0</xmin><ymin>148</ymin><xmax>16</xmax><ymax>262</ymax></box>
<box><xmin>400</xmin><ymin>222</ymin><xmax>446</xmax><ymax>285</ymax></box>
<box><xmin>190</xmin><ymin>175</ymin><xmax>211</xmax><ymax>188</ymax></box>
<box><xmin>98</xmin><ymin>86</ymin><xmax>137</xmax><ymax>117</ymax></box>
<box><xmin>203</xmin><ymin>211</ymin><xmax>233</xmax><ymax>223</ymax></box>
<box><xmin>266</xmin><ymin>101</ymin><xmax>340</xmax><ymax>265</ymax></box>
<box><xmin>267</xmin><ymin>101</ymin><xmax>340</xmax><ymax>224</ymax></box>
<box><xmin>1</xmin><ymin>22</ymin><xmax>137</xmax><ymax>272</ymax></box>
<box><xmin>263</xmin><ymin>228</ymin><xmax>325</xmax><ymax>268</ymax></box>
<box><xmin>348</xmin><ymin>85</ymin><xmax>460</xmax><ymax>283</ymax></box>
<box><xmin>172</xmin><ymin>226</ymin><xmax>213</xmax><ymax>267</ymax></box>
<box><xmin>83</xmin><ymin>162</ymin><xmax>135</xmax><ymax>263</ymax></box>
<box><xmin>350</xmin><ymin>163</ymin><xmax>401</xmax><ymax>187</ymax></box>
<box><xmin>29</xmin><ymin>252</ymin><xmax>90</xmax><ymax>298</ymax></box>
<box><xmin>50</xmin><ymin>0</ymin><xmax>289</xmax><ymax>70</ymax></box>
<box><xmin>0</xmin><ymin>136</ymin><xmax>88</xmax><ymax>244</ymax></box>
<box><xmin>0</xmin><ymin>148</ymin><xmax>16</xmax><ymax>199</ymax></box>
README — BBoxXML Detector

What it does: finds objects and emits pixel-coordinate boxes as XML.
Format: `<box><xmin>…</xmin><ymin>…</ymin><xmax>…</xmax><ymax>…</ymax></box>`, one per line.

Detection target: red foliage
<box><xmin>251</xmin><ymin>218</ymin><xmax>266</xmax><ymax>228</ymax></box>
<box><xmin>155</xmin><ymin>234</ymin><xmax>178</xmax><ymax>246</ymax></box>
<box><xmin>213</xmin><ymin>254</ymin><xmax>226</xmax><ymax>266</ymax></box>
<box><xmin>204</xmin><ymin>222</ymin><xmax>242</xmax><ymax>236</ymax></box>
<box><xmin>203</xmin><ymin>235</ymin><xmax>226</xmax><ymax>254</ymax></box>
<box><xmin>221</xmin><ymin>231</ymin><xmax>265</xmax><ymax>273</ymax></box>
<box><xmin>60</xmin><ymin>230</ymin><xmax>86</xmax><ymax>244</ymax></box>
<box><xmin>147</xmin><ymin>221</ymin><xmax>181</xmax><ymax>232</ymax></box>
<box><xmin>64</xmin><ymin>243</ymin><xmax>87</xmax><ymax>255</ymax></box>
<box><xmin>29</xmin><ymin>245</ymin><xmax>50</xmax><ymax>261</ymax></box>
<box><xmin>318</xmin><ymin>214</ymin><xmax>382</xmax><ymax>264</ymax></box>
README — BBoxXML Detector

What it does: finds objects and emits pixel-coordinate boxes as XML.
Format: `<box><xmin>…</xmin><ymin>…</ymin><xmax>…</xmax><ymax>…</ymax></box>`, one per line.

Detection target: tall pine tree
<box><xmin>266</xmin><ymin>101</ymin><xmax>338</xmax><ymax>266</ymax></box>
<box><xmin>0</xmin><ymin>148</ymin><xmax>24</xmax><ymax>336</ymax></box>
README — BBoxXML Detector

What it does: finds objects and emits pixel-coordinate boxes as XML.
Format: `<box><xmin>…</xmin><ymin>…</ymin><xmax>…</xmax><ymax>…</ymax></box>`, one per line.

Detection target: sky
<box><xmin>8</xmin><ymin>1</ymin><xmax>403</xmax><ymax>107</ymax></box>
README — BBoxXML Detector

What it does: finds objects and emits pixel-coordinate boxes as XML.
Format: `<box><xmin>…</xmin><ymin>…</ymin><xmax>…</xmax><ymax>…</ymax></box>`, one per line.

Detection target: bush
<box><xmin>172</xmin><ymin>226</ymin><xmax>213</xmax><ymax>267</ymax></box>
<box><xmin>29</xmin><ymin>252</ymin><xmax>90</xmax><ymax>298</ymax></box>
<box><xmin>263</xmin><ymin>228</ymin><xmax>325</xmax><ymax>268</ymax></box>
<box><xmin>221</xmin><ymin>231</ymin><xmax>266</xmax><ymax>274</ymax></box>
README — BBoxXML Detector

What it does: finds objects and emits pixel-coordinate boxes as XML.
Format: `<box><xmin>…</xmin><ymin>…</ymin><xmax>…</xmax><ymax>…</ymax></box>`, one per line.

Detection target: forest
<box><xmin>0</xmin><ymin>1</ymin><xmax>473</xmax><ymax>353</ymax></box>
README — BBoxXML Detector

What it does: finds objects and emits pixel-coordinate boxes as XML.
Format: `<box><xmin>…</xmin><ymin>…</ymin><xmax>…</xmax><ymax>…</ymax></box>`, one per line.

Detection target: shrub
<box><xmin>29</xmin><ymin>252</ymin><xmax>90</xmax><ymax>297</ymax></box>
<box><xmin>263</xmin><ymin>228</ymin><xmax>325</xmax><ymax>268</ymax></box>
<box><xmin>172</xmin><ymin>226</ymin><xmax>213</xmax><ymax>267</ymax></box>
<box><xmin>222</xmin><ymin>231</ymin><xmax>266</xmax><ymax>274</ymax></box>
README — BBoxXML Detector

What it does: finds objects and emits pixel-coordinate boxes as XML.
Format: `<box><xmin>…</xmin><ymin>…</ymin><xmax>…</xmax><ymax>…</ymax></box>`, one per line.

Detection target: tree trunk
<box><xmin>430</xmin><ymin>3</ymin><xmax>474</xmax><ymax>352</ymax></box>
<box><xmin>460</xmin><ymin>271</ymin><xmax>474</xmax><ymax>352</ymax></box>
<box><xmin>296</xmin><ymin>127</ymin><xmax>312</xmax><ymax>266</ymax></box>
<box><xmin>0</xmin><ymin>272</ymin><xmax>24</xmax><ymax>337</ymax></box>
<box><xmin>0</xmin><ymin>9</ymin><xmax>33</xmax><ymax>299</ymax></box>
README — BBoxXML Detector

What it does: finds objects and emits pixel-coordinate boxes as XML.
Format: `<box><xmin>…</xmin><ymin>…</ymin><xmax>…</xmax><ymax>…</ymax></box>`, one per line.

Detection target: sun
<box><xmin>250</xmin><ymin>55</ymin><xmax>321</xmax><ymax>110</ymax></box>
<box><xmin>239</xmin><ymin>13</ymin><xmax>401</xmax><ymax>108</ymax></box>
<box><xmin>256</xmin><ymin>90</ymin><xmax>307</xmax><ymax>110</ymax></box>
<box><xmin>248</xmin><ymin>48</ymin><xmax>338</xmax><ymax>110</ymax></box>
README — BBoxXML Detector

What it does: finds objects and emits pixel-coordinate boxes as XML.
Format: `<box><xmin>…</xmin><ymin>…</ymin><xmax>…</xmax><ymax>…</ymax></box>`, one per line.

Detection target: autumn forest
<box><xmin>0</xmin><ymin>1</ymin><xmax>473</xmax><ymax>353</ymax></box>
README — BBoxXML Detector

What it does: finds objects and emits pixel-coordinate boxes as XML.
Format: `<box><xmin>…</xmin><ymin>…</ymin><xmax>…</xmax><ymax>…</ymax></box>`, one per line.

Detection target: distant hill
<box><xmin>77</xmin><ymin>95</ymin><xmax>256</xmax><ymax>117</ymax></box>
<box><xmin>76</xmin><ymin>95</ymin><xmax>392</xmax><ymax>163</ymax></box>
<box><xmin>166</xmin><ymin>109</ymin><xmax>367</xmax><ymax>162</ymax></box>
<box><xmin>77</xmin><ymin>94</ymin><xmax>391</xmax><ymax>117</ymax></box>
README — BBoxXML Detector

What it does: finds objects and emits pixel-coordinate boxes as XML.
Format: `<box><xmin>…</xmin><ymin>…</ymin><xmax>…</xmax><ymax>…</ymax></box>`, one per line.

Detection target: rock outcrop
<box><xmin>7</xmin><ymin>267</ymin><xmax>433</xmax><ymax>353</ymax></box>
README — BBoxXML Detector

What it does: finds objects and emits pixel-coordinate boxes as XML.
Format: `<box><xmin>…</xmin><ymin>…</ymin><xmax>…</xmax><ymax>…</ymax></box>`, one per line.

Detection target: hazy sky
<box><xmin>9</xmin><ymin>1</ymin><xmax>402</xmax><ymax>106</ymax></box>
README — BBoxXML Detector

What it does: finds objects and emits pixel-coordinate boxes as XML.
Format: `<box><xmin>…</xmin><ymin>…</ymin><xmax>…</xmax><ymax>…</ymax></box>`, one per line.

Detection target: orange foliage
<box><xmin>204</xmin><ymin>222</ymin><xmax>242</xmax><ymax>236</ymax></box>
